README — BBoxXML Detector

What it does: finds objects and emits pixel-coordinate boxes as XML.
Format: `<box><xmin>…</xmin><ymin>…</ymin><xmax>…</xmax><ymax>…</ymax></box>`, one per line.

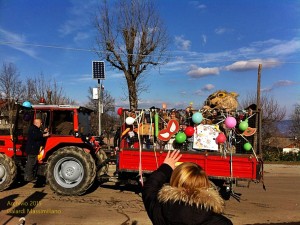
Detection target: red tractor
<box><xmin>0</xmin><ymin>102</ymin><xmax>108</xmax><ymax>195</ymax></box>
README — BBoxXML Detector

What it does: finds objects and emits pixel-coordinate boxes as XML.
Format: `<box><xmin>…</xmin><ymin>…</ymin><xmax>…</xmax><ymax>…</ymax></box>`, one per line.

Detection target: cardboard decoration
<box><xmin>134</xmin><ymin>123</ymin><xmax>154</xmax><ymax>135</ymax></box>
<box><xmin>193</xmin><ymin>124</ymin><xmax>219</xmax><ymax>151</ymax></box>
<box><xmin>158</xmin><ymin>119</ymin><xmax>180</xmax><ymax>141</ymax></box>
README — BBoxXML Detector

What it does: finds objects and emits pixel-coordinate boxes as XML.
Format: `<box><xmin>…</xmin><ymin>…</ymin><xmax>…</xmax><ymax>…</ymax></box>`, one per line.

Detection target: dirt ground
<box><xmin>1</xmin><ymin>164</ymin><xmax>300</xmax><ymax>225</ymax></box>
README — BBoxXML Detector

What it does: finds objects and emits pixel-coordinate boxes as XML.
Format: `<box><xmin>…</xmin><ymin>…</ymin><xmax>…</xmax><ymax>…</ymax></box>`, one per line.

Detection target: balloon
<box><xmin>184</xmin><ymin>126</ymin><xmax>195</xmax><ymax>137</ymax></box>
<box><xmin>125</xmin><ymin>117</ymin><xmax>135</xmax><ymax>125</ymax></box>
<box><xmin>216</xmin><ymin>132</ymin><xmax>226</xmax><ymax>144</ymax></box>
<box><xmin>239</xmin><ymin>119</ymin><xmax>249</xmax><ymax>131</ymax></box>
<box><xmin>22</xmin><ymin>101</ymin><xmax>32</xmax><ymax>108</ymax></box>
<box><xmin>175</xmin><ymin>132</ymin><xmax>187</xmax><ymax>144</ymax></box>
<box><xmin>192</xmin><ymin>112</ymin><xmax>203</xmax><ymax>124</ymax></box>
<box><xmin>243</xmin><ymin>142</ymin><xmax>252</xmax><ymax>151</ymax></box>
<box><xmin>117</xmin><ymin>107</ymin><xmax>123</xmax><ymax>116</ymax></box>
<box><xmin>224</xmin><ymin>116</ymin><xmax>237</xmax><ymax>129</ymax></box>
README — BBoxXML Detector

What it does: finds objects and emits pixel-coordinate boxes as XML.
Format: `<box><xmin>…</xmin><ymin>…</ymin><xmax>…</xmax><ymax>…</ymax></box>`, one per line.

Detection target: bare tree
<box><xmin>24</xmin><ymin>73</ymin><xmax>75</xmax><ymax>105</ymax></box>
<box><xmin>290</xmin><ymin>103</ymin><xmax>300</xmax><ymax>140</ymax></box>
<box><xmin>0</xmin><ymin>62</ymin><xmax>25</xmax><ymax>134</ymax></box>
<box><xmin>241</xmin><ymin>93</ymin><xmax>286</xmax><ymax>145</ymax></box>
<box><xmin>86</xmin><ymin>87</ymin><xmax>118</xmax><ymax>141</ymax></box>
<box><xmin>94</xmin><ymin>0</ymin><xmax>169</xmax><ymax>109</ymax></box>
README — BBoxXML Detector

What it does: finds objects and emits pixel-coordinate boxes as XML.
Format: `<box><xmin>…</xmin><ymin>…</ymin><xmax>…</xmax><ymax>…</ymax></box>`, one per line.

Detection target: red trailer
<box><xmin>115</xmin><ymin>107</ymin><xmax>263</xmax><ymax>200</ymax></box>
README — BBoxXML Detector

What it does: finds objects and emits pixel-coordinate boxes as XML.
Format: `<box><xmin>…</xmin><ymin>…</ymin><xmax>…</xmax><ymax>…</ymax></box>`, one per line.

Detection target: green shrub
<box><xmin>263</xmin><ymin>149</ymin><xmax>300</xmax><ymax>162</ymax></box>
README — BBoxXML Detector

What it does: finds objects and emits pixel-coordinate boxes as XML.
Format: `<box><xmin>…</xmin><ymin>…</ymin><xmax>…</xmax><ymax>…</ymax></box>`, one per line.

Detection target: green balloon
<box><xmin>175</xmin><ymin>132</ymin><xmax>187</xmax><ymax>144</ymax></box>
<box><xmin>243</xmin><ymin>142</ymin><xmax>252</xmax><ymax>151</ymax></box>
<box><xmin>239</xmin><ymin>120</ymin><xmax>249</xmax><ymax>131</ymax></box>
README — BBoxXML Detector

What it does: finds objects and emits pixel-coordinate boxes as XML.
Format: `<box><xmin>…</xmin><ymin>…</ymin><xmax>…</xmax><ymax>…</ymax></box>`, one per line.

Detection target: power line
<box><xmin>1</xmin><ymin>41</ymin><xmax>300</xmax><ymax>64</ymax></box>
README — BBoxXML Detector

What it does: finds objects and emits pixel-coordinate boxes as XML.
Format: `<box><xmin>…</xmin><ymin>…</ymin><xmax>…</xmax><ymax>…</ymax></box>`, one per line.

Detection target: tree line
<box><xmin>0</xmin><ymin>62</ymin><xmax>118</xmax><ymax>137</ymax></box>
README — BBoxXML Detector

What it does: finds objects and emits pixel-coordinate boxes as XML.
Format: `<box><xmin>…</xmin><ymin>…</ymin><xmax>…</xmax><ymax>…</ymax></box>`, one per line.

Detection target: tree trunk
<box><xmin>127</xmin><ymin>79</ymin><xmax>138</xmax><ymax>110</ymax></box>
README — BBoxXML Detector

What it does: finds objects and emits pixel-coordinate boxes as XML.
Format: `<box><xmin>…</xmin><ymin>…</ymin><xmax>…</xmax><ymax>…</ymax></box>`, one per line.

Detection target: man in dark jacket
<box><xmin>24</xmin><ymin>118</ymin><xmax>49</xmax><ymax>182</ymax></box>
<box><xmin>142</xmin><ymin>150</ymin><xmax>233</xmax><ymax>225</ymax></box>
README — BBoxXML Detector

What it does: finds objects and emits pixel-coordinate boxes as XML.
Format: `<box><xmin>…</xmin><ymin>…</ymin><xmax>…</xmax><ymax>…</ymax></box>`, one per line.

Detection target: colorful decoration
<box><xmin>158</xmin><ymin>119</ymin><xmax>180</xmax><ymax>141</ymax></box>
<box><xmin>193</xmin><ymin>124</ymin><xmax>219</xmax><ymax>151</ymax></box>
<box><xmin>243</xmin><ymin>142</ymin><xmax>252</xmax><ymax>151</ymax></box>
<box><xmin>121</xmin><ymin>127</ymin><xmax>130</xmax><ymax>137</ymax></box>
<box><xmin>239</xmin><ymin>119</ymin><xmax>249</xmax><ymax>131</ymax></box>
<box><xmin>224</xmin><ymin>116</ymin><xmax>237</xmax><ymax>129</ymax></box>
<box><xmin>155</xmin><ymin>112</ymin><xmax>159</xmax><ymax>137</ymax></box>
<box><xmin>117</xmin><ymin>107</ymin><xmax>123</xmax><ymax>116</ymax></box>
<box><xmin>192</xmin><ymin>112</ymin><xmax>203</xmax><ymax>124</ymax></box>
<box><xmin>184</xmin><ymin>126</ymin><xmax>195</xmax><ymax>137</ymax></box>
<box><xmin>125</xmin><ymin>117</ymin><xmax>135</xmax><ymax>125</ymax></box>
<box><xmin>216</xmin><ymin>132</ymin><xmax>226</xmax><ymax>144</ymax></box>
<box><xmin>175</xmin><ymin>132</ymin><xmax>187</xmax><ymax>144</ymax></box>
<box><xmin>243</xmin><ymin>127</ymin><xmax>257</xmax><ymax>136</ymax></box>
<box><xmin>202</xmin><ymin>90</ymin><xmax>239</xmax><ymax>111</ymax></box>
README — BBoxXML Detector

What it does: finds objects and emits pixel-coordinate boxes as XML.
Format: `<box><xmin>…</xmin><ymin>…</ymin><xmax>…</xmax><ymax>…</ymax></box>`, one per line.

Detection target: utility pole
<box><xmin>257</xmin><ymin>64</ymin><xmax>262</xmax><ymax>155</ymax></box>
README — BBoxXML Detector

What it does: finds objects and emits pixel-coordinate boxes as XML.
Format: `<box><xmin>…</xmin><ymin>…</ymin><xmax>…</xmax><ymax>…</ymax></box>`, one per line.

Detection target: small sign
<box><xmin>92</xmin><ymin>88</ymin><xmax>98</xmax><ymax>100</ymax></box>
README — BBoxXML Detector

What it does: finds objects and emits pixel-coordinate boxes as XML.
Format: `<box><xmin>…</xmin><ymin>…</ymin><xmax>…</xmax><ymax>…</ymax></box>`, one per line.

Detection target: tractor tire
<box><xmin>95</xmin><ymin>149</ymin><xmax>108</xmax><ymax>180</ymax></box>
<box><xmin>46</xmin><ymin>146</ymin><xmax>96</xmax><ymax>196</ymax></box>
<box><xmin>0</xmin><ymin>154</ymin><xmax>17</xmax><ymax>191</ymax></box>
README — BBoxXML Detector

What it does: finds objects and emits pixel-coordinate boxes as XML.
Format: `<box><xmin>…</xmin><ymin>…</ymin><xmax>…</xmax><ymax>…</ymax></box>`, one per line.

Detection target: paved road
<box><xmin>1</xmin><ymin>164</ymin><xmax>300</xmax><ymax>225</ymax></box>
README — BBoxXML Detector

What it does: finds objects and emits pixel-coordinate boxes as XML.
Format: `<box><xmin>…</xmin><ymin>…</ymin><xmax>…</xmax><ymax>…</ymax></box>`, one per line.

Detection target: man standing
<box><xmin>24</xmin><ymin>118</ymin><xmax>49</xmax><ymax>182</ymax></box>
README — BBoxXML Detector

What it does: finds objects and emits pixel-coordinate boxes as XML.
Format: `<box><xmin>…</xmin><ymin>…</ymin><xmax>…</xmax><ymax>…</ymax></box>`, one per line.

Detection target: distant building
<box><xmin>266</xmin><ymin>137</ymin><xmax>300</xmax><ymax>153</ymax></box>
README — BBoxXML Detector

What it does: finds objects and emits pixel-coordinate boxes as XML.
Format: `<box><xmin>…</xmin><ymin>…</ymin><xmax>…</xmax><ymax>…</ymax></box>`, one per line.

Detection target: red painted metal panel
<box><xmin>119</xmin><ymin>149</ymin><xmax>261</xmax><ymax>180</ymax></box>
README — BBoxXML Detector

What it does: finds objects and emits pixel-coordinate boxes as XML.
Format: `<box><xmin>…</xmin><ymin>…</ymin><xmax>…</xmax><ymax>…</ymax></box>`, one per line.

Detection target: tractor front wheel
<box><xmin>46</xmin><ymin>146</ymin><xmax>96</xmax><ymax>196</ymax></box>
<box><xmin>0</xmin><ymin>154</ymin><xmax>17</xmax><ymax>191</ymax></box>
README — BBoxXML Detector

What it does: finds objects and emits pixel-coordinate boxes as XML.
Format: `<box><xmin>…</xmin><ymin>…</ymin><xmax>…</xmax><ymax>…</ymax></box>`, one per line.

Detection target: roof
<box><xmin>266</xmin><ymin>137</ymin><xmax>298</xmax><ymax>148</ymax></box>
<box><xmin>30</xmin><ymin>104</ymin><xmax>94</xmax><ymax>112</ymax></box>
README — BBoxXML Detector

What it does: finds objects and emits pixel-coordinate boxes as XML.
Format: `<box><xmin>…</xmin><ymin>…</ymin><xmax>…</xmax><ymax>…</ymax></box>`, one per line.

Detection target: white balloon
<box><xmin>125</xmin><ymin>117</ymin><xmax>135</xmax><ymax>125</ymax></box>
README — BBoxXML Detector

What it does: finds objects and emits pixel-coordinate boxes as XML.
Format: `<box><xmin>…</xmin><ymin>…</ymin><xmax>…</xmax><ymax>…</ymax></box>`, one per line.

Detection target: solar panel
<box><xmin>92</xmin><ymin>61</ymin><xmax>105</xmax><ymax>79</ymax></box>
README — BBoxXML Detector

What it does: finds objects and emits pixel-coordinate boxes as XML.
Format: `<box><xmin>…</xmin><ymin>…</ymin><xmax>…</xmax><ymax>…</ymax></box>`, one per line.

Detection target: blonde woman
<box><xmin>142</xmin><ymin>150</ymin><xmax>232</xmax><ymax>225</ymax></box>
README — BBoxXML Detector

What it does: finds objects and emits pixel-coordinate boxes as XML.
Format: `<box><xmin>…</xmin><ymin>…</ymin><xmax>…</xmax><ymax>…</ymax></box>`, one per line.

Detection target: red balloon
<box><xmin>216</xmin><ymin>132</ymin><xmax>226</xmax><ymax>144</ymax></box>
<box><xmin>117</xmin><ymin>107</ymin><xmax>123</xmax><ymax>116</ymax></box>
<box><xmin>184</xmin><ymin>126</ymin><xmax>195</xmax><ymax>137</ymax></box>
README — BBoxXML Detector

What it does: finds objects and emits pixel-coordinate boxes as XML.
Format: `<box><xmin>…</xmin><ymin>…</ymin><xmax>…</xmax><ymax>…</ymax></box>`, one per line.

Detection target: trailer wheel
<box><xmin>46</xmin><ymin>146</ymin><xmax>96</xmax><ymax>196</ymax></box>
<box><xmin>95</xmin><ymin>149</ymin><xmax>108</xmax><ymax>180</ymax></box>
<box><xmin>0</xmin><ymin>154</ymin><xmax>17</xmax><ymax>191</ymax></box>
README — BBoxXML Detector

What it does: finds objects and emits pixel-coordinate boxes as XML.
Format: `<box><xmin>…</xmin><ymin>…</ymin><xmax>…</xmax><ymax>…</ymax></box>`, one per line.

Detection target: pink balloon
<box><xmin>224</xmin><ymin>116</ymin><xmax>237</xmax><ymax>129</ymax></box>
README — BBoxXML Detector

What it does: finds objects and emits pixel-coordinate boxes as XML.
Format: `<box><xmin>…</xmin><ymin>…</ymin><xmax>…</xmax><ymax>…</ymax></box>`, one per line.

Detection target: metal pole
<box><xmin>98</xmin><ymin>79</ymin><xmax>101</xmax><ymax>136</ymax></box>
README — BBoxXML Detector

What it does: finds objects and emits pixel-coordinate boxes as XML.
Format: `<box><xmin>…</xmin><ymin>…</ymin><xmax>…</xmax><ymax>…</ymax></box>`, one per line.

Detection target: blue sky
<box><xmin>0</xmin><ymin>0</ymin><xmax>299</xmax><ymax>117</ymax></box>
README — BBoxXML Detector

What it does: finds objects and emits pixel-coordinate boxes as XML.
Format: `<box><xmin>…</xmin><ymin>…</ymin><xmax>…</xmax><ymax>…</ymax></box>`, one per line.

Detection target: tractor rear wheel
<box><xmin>46</xmin><ymin>146</ymin><xmax>96</xmax><ymax>196</ymax></box>
<box><xmin>0</xmin><ymin>154</ymin><xmax>17</xmax><ymax>191</ymax></box>
<box><xmin>95</xmin><ymin>149</ymin><xmax>108</xmax><ymax>181</ymax></box>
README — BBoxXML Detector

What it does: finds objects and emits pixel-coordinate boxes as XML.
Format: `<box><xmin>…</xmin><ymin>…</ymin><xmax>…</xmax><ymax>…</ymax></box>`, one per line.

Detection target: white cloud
<box><xmin>0</xmin><ymin>27</ymin><xmax>38</xmax><ymax>58</ymax></box>
<box><xmin>262</xmin><ymin>80</ymin><xmax>296</xmax><ymax>92</ymax></box>
<box><xmin>224</xmin><ymin>58</ymin><xmax>281</xmax><ymax>72</ymax></box>
<box><xmin>189</xmin><ymin>1</ymin><xmax>206</xmax><ymax>9</ymax></box>
<box><xmin>202</xmin><ymin>84</ymin><xmax>215</xmax><ymax>91</ymax></box>
<box><xmin>201</xmin><ymin>34</ymin><xmax>207</xmax><ymax>46</ymax></box>
<box><xmin>74</xmin><ymin>32</ymin><xmax>90</xmax><ymax>42</ymax></box>
<box><xmin>187</xmin><ymin>65</ymin><xmax>219</xmax><ymax>77</ymax></box>
<box><xmin>260</xmin><ymin>38</ymin><xmax>300</xmax><ymax>56</ymax></box>
<box><xmin>58</xmin><ymin>1</ymin><xmax>97</xmax><ymax>37</ymax></box>
<box><xmin>174</xmin><ymin>35</ymin><xmax>191</xmax><ymax>51</ymax></box>
<box><xmin>215</xmin><ymin>27</ymin><xmax>234</xmax><ymax>35</ymax></box>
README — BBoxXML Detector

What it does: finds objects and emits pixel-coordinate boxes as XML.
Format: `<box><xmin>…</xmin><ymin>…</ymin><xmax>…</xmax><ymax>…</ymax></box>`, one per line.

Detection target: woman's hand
<box><xmin>163</xmin><ymin>150</ymin><xmax>182</xmax><ymax>170</ymax></box>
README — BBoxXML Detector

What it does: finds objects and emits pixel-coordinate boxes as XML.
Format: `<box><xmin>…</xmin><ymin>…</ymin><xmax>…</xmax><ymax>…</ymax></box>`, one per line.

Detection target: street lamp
<box><xmin>92</xmin><ymin>61</ymin><xmax>105</xmax><ymax>136</ymax></box>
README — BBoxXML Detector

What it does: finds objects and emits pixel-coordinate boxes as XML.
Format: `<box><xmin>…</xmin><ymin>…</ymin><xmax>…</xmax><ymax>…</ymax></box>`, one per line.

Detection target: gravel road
<box><xmin>1</xmin><ymin>164</ymin><xmax>300</xmax><ymax>225</ymax></box>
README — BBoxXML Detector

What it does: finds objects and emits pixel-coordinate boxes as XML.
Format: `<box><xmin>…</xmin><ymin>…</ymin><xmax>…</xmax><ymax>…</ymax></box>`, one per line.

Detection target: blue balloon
<box><xmin>22</xmin><ymin>101</ymin><xmax>32</xmax><ymax>108</ymax></box>
<box><xmin>192</xmin><ymin>112</ymin><xmax>203</xmax><ymax>124</ymax></box>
